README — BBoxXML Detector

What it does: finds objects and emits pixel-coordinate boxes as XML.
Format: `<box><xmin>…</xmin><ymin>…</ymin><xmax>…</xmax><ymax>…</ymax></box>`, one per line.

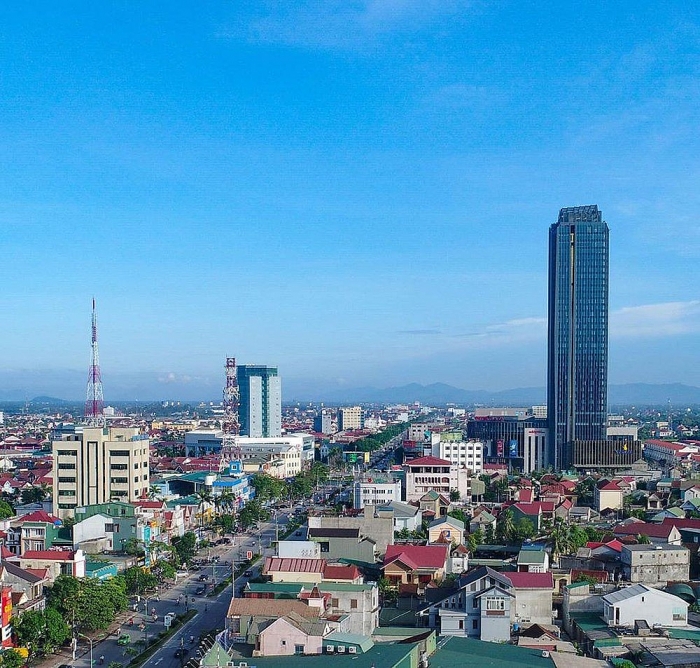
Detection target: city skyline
<box><xmin>2</xmin><ymin>3</ymin><xmax>700</xmax><ymax>396</ymax></box>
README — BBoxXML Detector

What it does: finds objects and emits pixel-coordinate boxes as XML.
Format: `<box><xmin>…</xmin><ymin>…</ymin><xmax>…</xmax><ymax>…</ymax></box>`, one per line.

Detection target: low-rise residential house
<box><xmin>447</xmin><ymin>545</ymin><xmax>469</xmax><ymax>575</ymax></box>
<box><xmin>318</xmin><ymin>582</ymin><xmax>379</xmax><ymax>635</ymax></box>
<box><xmin>255</xmin><ymin>612</ymin><xmax>331</xmax><ymax>656</ymax></box>
<box><xmin>420</xmin><ymin>566</ymin><xmax>513</xmax><ymax>642</ymax></box>
<box><xmin>6</xmin><ymin>511</ymin><xmax>64</xmax><ymax>556</ymax></box>
<box><xmin>17</xmin><ymin>548</ymin><xmax>86</xmax><ymax>582</ymax></box>
<box><xmin>683</xmin><ymin>485</ymin><xmax>700</xmax><ymax>502</ymax></box>
<box><xmin>225</xmin><ymin>598</ymin><xmax>321</xmax><ymax>646</ymax></box>
<box><xmin>377</xmin><ymin>501</ymin><xmax>423</xmax><ymax>533</ymax></box>
<box><xmin>517</xmin><ymin>546</ymin><xmax>549</xmax><ymax>573</ymax></box>
<box><xmin>613</xmin><ymin>522</ymin><xmax>682</xmax><ymax>546</ymax></box>
<box><xmin>420</xmin><ymin>567</ymin><xmax>554</xmax><ymax>642</ymax></box>
<box><xmin>419</xmin><ymin>491</ymin><xmax>451</xmax><ymax>519</ymax></box>
<box><xmin>427</xmin><ymin>517</ymin><xmax>464</xmax><ymax>546</ymax></box>
<box><xmin>307</xmin><ymin>510</ymin><xmax>394</xmax><ymax>557</ymax></box>
<box><xmin>307</xmin><ymin>528</ymin><xmax>376</xmax><ymax>563</ymax></box>
<box><xmin>263</xmin><ymin>557</ymin><xmax>326</xmax><ymax>584</ymax></box>
<box><xmin>620</xmin><ymin>544</ymin><xmax>690</xmax><ymax>585</ymax></box>
<box><xmin>322</xmin><ymin>564</ymin><xmax>363</xmax><ymax>584</ymax></box>
<box><xmin>506</xmin><ymin>572</ymin><xmax>554</xmax><ymax>626</ymax></box>
<box><xmin>469</xmin><ymin>510</ymin><xmax>496</xmax><ymax>535</ymax></box>
<box><xmin>595</xmin><ymin>480</ymin><xmax>625</xmax><ymax>512</ymax></box>
<box><xmin>0</xmin><ymin>560</ymin><xmax>46</xmax><ymax>614</ymax></box>
<box><xmin>383</xmin><ymin>544</ymin><xmax>448</xmax><ymax>591</ymax></box>
<box><xmin>602</xmin><ymin>584</ymin><xmax>688</xmax><ymax>627</ymax></box>
<box><xmin>651</xmin><ymin>506</ymin><xmax>685</xmax><ymax>522</ymax></box>
<box><xmin>509</xmin><ymin>503</ymin><xmax>544</xmax><ymax>532</ymax></box>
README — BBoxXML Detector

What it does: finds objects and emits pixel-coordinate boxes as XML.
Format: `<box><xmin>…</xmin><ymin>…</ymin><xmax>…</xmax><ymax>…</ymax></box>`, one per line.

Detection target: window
<box><xmin>319</xmin><ymin>542</ymin><xmax>330</xmax><ymax>553</ymax></box>
<box><xmin>111</xmin><ymin>450</ymin><xmax>130</xmax><ymax>457</ymax></box>
<box><xmin>111</xmin><ymin>477</ymin><xmax>128</xmax><ymax>484</ymax></box>
<box><xmin>459</xmin><ymin>620</ymin><xmax>464</xmax><ymax>630</ymax></box>
<box><xmin>294</xmin><ymin>644</ymin><xmax>305</xmax><ymax>655</ymax></box>
<box><xmin>330</xmin><ymin>598</ymin><xmax>339</xmax><ymax>608</ymax></box>
<box><xmin>472</xmin><ymin>620</ymin><xmax>478</xmax><ymax>630</ymax></box>
<box><xmin>111</xmin><ymin>464</ymin><xmax>128</xmax><ymax>470</ymax></box>
<box><xmin>57</xmin><ymin>450</ymin><xmax>77</xmax><ymax>456</ymax></box>
<box><xmin>473</xmin><ymin>599</ymin><xmax>478</xmax><ymax>608</ymax></box>
<box><xmin>58</xmin><ymin>477</ymin><xmax>76</xmax><ymax>483</ymax></box>
<box><xmin>58</xmin><ymin>463</ymin><xmax>76</xmax><ymax>469</ymax></box>
<box><xmin>134</xmin><ymin>476</ymin><xmax>140</xmax><ymax>483</ymax></box>
<box><xmin>486</xmin><ymin>598</ymin><xmax>505</xmax><ymax>611</ymax></box>
<box><xmin>281</xmin><ymin>640</ymin><xmax>286</xmax><ymax>647</ymax></box>
<box><xmin>105</xmin><ymin>523</ymin><xmax>120</xmax><ymax>533</ymax></box>
<box><xmin>350</xmin><ymin>599</ymin><xmax>358</xmax><ymax>609</ymax></box>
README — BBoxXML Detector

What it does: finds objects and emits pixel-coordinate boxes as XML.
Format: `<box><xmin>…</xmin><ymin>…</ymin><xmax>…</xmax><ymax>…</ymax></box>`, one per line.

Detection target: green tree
<box><xmin>484</xmin><ymin>524</ymin><xmax>495</xmax><ymax>544</ymax></box>
<box><xmin>637</xmin><ymin>533</ymin><xmax>651</xmax><ymax>544</ymax></box>
<box><xmin>447</xmin><ymin>508</ymin><xmax>468</xmax><ymax>525</ymax></box>
<box><xmin>152</xmin><ymin>560</ymin><xmax>176</xmax><ymax>581</ymax></box>
<box><xmin>21</xmin><ymin>485</ymin><xmax>48</xmax><ymax>505</ymax></box>
<box><xmin>550</xmin><ymin>517</ymin><xmax>573</xmax><ymax>561</ymax></box>
<box><xmin>513</xmin><ymin>517</ymin><xmax>536</xmax><ymax>542</ymax></box>
<box><xmin>238</xmin><ymin>500</ymin><xmax>270</xmax><ymax>530</ymax></box>
<box><xmin>123</xmin><ymin>567</ymin><xmax>157</xmax><ymax>595</ymax></box>
<box><xmin>0</xmin><ymin>649</ymin><xmax>25</xmax><ymax>668</ymax></box>
<box><xmin>43</xmin><ymin>607</ymin><xmax>72</xmax><ymax>652</ymax></box>
<box><xmin>12</xmin><ymin>609</ymin><xmax>43</xmax><ymax>655</ymax></box>
<box><xmin>171</xmin><ymin>531</ymin><xmax>197</xmax><ymax>565</ymax></box>
<box><xmin>250</xmin><ymin>474</ymin><xmax>286</xmax><ymax>502</ymax></box>
<box><xmin>395</xmin><ymin>528</ymin><xmax>410</xmax><ymax>540</ymax></box>
<box><xmin>496</xmin><ymin>509</ymin><xmax>515</xmax><ymax>543</ymax></box>
<box><xmin>449</xmin><ymin>489</ymin><xmax>461</xmax><ymax>502</ymax></box>
<box><xmin>123</xmin><ymin>538</ymin><xmax>145</xmax><ymax>556</ymax></box>
<box><xmin>214</xmin><ymin>513</ymin><xmax>235</xmax><ymax>535</ymax></box>
<box><xmin>0</xmin><ymin>500</ymin><xmax>14</xmax><ymax>519</ymax></box>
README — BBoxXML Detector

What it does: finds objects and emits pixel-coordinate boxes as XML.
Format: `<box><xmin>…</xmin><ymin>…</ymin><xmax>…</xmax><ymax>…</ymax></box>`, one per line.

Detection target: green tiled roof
<box><xmin>430</xmin><ymin>636</ymin><xmax>549</xmax><ymax>668</ymax></box>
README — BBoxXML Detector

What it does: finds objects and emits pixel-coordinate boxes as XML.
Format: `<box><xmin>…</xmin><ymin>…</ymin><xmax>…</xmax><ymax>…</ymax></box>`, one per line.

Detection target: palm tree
<box><xmin>194</xmin><ymin>489</ymin><xmax>213</xmax><ymax>530</ymax></box>
<box><xmin>496</xmin><ymin>508</ymin><xmax>515</xmax><ymax>543</ymax></box>
<box><xmin>550</xmin><ymin>517</ymin><xmax>573</xmax><ymax>563</ymax></box>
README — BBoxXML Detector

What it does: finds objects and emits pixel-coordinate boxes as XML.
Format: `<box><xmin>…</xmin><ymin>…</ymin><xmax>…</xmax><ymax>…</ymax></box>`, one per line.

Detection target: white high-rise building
<box><xmin>238</xmin><ymin>365</ymin><xmax>282</xmax><ymax>438</ymax></box>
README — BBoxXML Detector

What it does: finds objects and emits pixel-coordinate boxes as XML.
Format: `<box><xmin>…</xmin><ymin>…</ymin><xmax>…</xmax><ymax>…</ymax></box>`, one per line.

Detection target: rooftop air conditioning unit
<box><xmin>325</xmin><ymin>646</ymin><xmax>334</xmax><ymax>653</ymax></box>
<box><xmin>337</xmin><ymin>646</ymin><xmax>346</xmax><ymax>653</ymax></box>
<box><xmin>348</xmin><ymin>647</ymin><xmax>357</xmax><ymax>654</ymax></box>
<box><xmin>542</xmin><ymin>650</ymin><xmax>550</xmax><ymax>658</ymax></box>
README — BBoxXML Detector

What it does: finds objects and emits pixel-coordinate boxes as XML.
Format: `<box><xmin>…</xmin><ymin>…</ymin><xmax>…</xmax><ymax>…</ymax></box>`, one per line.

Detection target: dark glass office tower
<box><xmin>547</xmin><ymin>205</ymin><xmax>609</xmax><ymax>470</ymax></box>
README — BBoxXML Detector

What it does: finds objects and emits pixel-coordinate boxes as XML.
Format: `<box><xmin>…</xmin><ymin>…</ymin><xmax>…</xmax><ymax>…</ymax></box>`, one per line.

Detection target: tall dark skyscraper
<box><xmin>547</xmin><ymin>205</ymin><xmax>609</xmax><ymax>470</ymax></box>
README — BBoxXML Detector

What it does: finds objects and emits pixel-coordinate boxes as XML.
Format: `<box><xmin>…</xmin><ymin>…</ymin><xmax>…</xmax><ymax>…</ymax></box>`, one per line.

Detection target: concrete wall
<box><xmin>513</xmin><ymin>588</ymin><xmax>553</xmax><ymax>626</ymax></box>
<box><xmin>257</xmin><ymin>618</ymin><xmax>323</xmax><ymax>656</ymax></box>
<box><xmin>308</xmin><ymin>512</ymin><xmax>393</xmax><ymax>556</ymax></box>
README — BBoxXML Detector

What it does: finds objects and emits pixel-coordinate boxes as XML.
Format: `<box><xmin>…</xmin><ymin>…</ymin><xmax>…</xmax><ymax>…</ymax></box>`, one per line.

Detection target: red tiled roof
<box><xmin>22</xmin><ymin>550</ymin><xmax>76</xmax><ymax>560</ymax></box>
<box><xmin>263</xmin><ymin>558</ymin><xmax>326</xmax><ymax>574</ymax></box>
<box><xmin>597</xmin><ymin>480</ymin><xmax>622</xmax><ymax>491</ymax></box>
<box><xmin>15</xmin><ymin>510</ymin><xmax>61</xmax><ymax>524</ymax></box>
<box><xmin>24</xmin><ymin>568</ymin><xmax>50</xmax><ymax>579</ymax></box>
<box><xmin>383</xmin><ymin>544</ymin><xmax>448</xmax><ymax>570</ymax></box>
<box><xmin>586</xmin><ymin>539</ymin><xmax>623</xmax><ymax>552</ymax></box>
<box><xmin>505</xmin><ymin>572</ymin><xmax>554</xmax><ymax>589</ymax></box>
<box><xmin>0</xmin><ymin>547</ymin><xmax>12</xmax><ymax>558</ymax></box>
<box><xmin>613</xmin><ymin>523</ymin><xmax>676</xmax><ymax>538</ymax></box>
<box><xmin>518</xmin><ymin>489</ymin><xmax>533</xmax><ymax>502</ymax></box>
<box><xmin>405</xmin><ymin>456</ymin><xmax>452</xmax><ymax>467</ymax></box>
<box><xmin>322</xmin><ymin>564</ymin><xmax>361</xmax><ymax>581</ymax></box>
<box><xmin>661</xmin><ymin>518</ymin><xmax>700</xmax><ymax>529</ymax></box>
<box><xmin>513</xmin><ymin>502</ymin><xmax>544</xmax><ymax>515</ymax></box>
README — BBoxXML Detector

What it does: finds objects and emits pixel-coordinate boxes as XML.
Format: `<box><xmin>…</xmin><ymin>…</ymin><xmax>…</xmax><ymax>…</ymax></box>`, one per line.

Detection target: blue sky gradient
<box><xmin>1</xmin><ymin>2</ymin><xmax>699</xmax><ymax>399</ymax></box>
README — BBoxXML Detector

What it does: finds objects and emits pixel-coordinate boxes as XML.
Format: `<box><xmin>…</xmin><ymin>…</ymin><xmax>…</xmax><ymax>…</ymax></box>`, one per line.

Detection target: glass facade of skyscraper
<box><xmin>547</xmin><ymin>205</ymin><xmax>609</xmax><ymax>470</ymax></box>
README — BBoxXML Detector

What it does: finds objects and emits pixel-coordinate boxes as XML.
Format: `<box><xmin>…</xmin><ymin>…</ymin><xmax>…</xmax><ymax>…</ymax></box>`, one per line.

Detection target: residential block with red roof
<box><xmin>382</xmin><ymin>544</ymin><xmax>449</xmax><ymax>591</ymax></box>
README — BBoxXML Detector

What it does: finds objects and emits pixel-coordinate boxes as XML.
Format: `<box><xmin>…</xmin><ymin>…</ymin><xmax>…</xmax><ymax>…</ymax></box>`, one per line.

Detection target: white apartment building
<box><xmin>353</xmin><ymin>478</ymin><xmax>402</xmax><ymax>509</ymax></box>
<box><xmin>52</xmin><ymin>427</ymin><xmax>150</xmax><ymax>519</ymax></box>
<box><xmin>433</xmin><ymin>438</ymin><xmax>483</xmax><ymax>474</ymax></box>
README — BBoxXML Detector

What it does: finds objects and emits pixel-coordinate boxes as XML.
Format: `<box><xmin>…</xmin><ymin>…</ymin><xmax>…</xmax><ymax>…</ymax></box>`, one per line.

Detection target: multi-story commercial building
<box><xmin>547</xmin><ymin>205</ymin><xmax>609</xmax><ymax>470</ymax></box>
<box><xmin>353</xmin><ymin>476</ymin><xmax>402</xmax><ymax>509</ymax></box>
<box><xmin>234</xmin><ymin>433</ymin><xmax>314</xmax><ymax>478</ymax></box>
<box><xmin>403</xmin><ymin>456</ymin><xmax>470</xmax><ymax>502</ymax></box>
<box><xmin>466</xmin><ymin>409</ymin><xmax>548</xmax><ymax>474</ymax></box>
<box><xmin>238</xmin><ymin>365</ymin><xmax>282</xmax><ymax>438</ymax></box>
<box><xmin>338</xmin><ymin>406</ymin><xmax>364</xmax><ymax>431</ymax></box>
<box><xmin>52</xmin><ymin>426</ymin><xmax>150</xmax><ymax>518</ymax></box>
<box><xmin>184</xmin><ymin>429</ymin><xmax>223</xmax><ymax>456</ymax></box>
<box><xmin>432</xmin><ymin>434</ymin><xmax>484</xmax><ymax>475</ymax></box>
<box><xmin>313</xmin><ymin>410</ymin><xmax>333</xmax><ymax>435</ymax></box>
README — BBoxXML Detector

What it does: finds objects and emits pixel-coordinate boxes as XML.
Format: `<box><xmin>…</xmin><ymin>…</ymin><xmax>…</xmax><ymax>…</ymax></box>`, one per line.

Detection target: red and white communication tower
<box><xmin>220</xmin><ymin>356</ymin><xmax>241</xmax><ymax>464</ymax></box>
<box><xmin>84</xmin><ymin>298</ymin><xmax>105</xmax><ymax>426</ymax></box>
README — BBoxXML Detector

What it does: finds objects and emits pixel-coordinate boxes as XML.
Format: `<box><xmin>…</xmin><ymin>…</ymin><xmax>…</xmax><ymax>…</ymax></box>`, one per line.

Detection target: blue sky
<box><xmin>1</xmin><ymin>1</ymin><xmax>699</xmax><ymax>400</ymax></box>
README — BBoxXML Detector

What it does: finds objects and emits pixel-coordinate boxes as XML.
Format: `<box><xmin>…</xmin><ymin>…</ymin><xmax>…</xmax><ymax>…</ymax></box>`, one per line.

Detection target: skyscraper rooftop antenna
<box><xmin>84</xmin><ymin>298</ymin><xmax>105</xmax><ymax>426</ymax></box>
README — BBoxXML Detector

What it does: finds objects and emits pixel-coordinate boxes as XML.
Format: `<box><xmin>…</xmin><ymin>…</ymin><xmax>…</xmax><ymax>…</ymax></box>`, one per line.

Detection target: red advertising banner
<box><xmin>1</xmin><ymin>586</ymin><xmax>12</xmax><ymax>647</ymax></box>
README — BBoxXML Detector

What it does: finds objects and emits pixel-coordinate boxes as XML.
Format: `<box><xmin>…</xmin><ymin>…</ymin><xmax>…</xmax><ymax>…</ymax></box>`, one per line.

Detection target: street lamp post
<box><xmin>76</xmin><ymin>633</ymin><xmax>93</xmax><ymax>667</ymax></box>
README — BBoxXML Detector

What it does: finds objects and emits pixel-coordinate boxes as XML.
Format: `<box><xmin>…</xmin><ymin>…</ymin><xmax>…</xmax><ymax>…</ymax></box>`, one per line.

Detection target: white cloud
<box><xmin>611</xmin><ymin>300</ymin><xmax>700</xmax><ymax>338</ymax></box>
<box><xmin>219</xmin><ymin>1</ymin><xmax>474</xmax><ymax>51</ymax></box>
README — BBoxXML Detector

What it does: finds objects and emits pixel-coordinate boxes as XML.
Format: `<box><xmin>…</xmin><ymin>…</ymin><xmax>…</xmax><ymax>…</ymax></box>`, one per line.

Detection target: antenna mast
<box><xmin>84</xmin><ymin>298</ymin><xmax>105</xmax><ymax>426</ymax></box>
<box><xmin>220</xmin><ymin>357</ymin><xmax>241</xmax><ymax>465</ymax></box>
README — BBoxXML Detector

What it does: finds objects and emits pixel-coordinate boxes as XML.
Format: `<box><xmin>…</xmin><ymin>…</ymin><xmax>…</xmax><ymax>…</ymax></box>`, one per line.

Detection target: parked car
<box><xmin>195</xmin><ymin>586</ymin><xmax>206</xmax><ymax>595</ymax></box>
<box><xmin>197</xmin><ymin>574</ymin><xmax>209</xmax><ymax>581</ymax></box>
<box><xmin>243</xmin><ymin>570</ymin><xmax>253</xmax><ymax>577</ymax></box>
<box><xmin>117</xmin><ymin>634</ymin><xmax>131</xmax><ymax>646</ymax></box>
<box><xmin>174</xmin><ymin>648</ymin><xmax>189</xmax><ymax>658</ymax></box>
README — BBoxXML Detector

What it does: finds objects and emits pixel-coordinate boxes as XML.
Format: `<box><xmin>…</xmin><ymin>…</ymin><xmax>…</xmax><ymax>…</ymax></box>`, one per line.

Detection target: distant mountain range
<box><xmin>0</xmin><ymin>367</ymin><xmax>699</xmax><ymax>406</ymax></box>
<box><xmin>286</xmin><ymin>382</ymin><xmax>700</xmax><ymax>406</ymax></box>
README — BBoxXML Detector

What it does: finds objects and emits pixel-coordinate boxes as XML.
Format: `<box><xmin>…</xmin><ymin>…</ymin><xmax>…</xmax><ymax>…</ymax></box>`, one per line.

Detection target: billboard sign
<box><xmin>496</xmin><ymin>440</ymin><xmax>504</xmax><ymax>457</ymax></box>
<box><xmin>509</xmin><ymin>440</ymin><xmax>518</xmax><ymax>457</ymax></box>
